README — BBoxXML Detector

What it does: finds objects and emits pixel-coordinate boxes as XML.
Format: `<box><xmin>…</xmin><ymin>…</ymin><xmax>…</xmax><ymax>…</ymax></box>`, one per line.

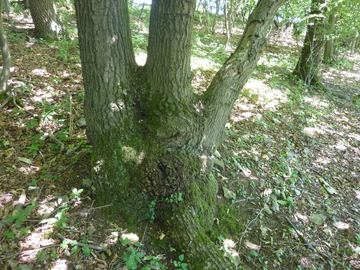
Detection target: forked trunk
<box><xmin>74</xmin><ymin>0</ymin><xmax>284</xmax><ymax>268</ymax></box>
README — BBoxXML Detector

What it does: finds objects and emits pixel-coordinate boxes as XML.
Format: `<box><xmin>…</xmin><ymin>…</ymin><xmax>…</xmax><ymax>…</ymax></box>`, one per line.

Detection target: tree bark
<box><xmin>29</xmin><ymin>0</ymin><xmax>62</xmax><ymax>39</ymax></box>
<box><xmin>293</xmin><ymin>0</ymin><xmax>326</xmax><ymax>85</ymax></box>
<box><xmin>74</xmin><ymin>0</ymin><xmax>284</xmax><ymax>268</ymax></box>
<box><xmin>323</xmin><ymin>10</ymin><xmax>337</xmax><ymax>62</ymax></box>
<box><xmin>0</xmin><ymin>0</ymin><xmax>10</xmax><ymax>94</ymax></box>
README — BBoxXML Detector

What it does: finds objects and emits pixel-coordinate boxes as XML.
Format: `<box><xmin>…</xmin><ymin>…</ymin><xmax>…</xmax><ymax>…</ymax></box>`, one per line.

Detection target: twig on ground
<box><xmin>65</xmin><ymin>204</ymin><xmax>113</xmax><ymax>218</ymax></box>
<box><xmin>238</xmin><ymin>207</ymin><xmax>265</xmax><ymax>253</ymax></box>
<box><xmin>0</xmin><ymin>245</ymin><xmax>60</xmax><ymax>261</ymax></box>
<box><xmin>57</xmin><ymin>233</ymin><xmax>110</xmax><ymax>255</ymax></box>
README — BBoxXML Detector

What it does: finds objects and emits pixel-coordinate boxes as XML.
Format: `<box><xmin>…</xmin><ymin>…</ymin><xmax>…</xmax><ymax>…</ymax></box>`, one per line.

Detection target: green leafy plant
<box><xmin>145</xmin><ymin>197</ymin><xmax>158</xmax><ymax>223</ymax></box>
<box><xmin>27</xmin><ymin>133</ymin><xmax>45</xmax><ymax>155</ymax></box>
<box><xmin>37</xmin><ymin>250</ymin><xmax>46</xmax><ymax>261</ymax></box>
<box><xmin>218</xmin><ymin>235</ymin><xmax>225</xmax><ymax>245</ymax></box>
<box><xmin>120</xmin><ymin>239</ymin><xmax>145</xmax><ymax>270</ymax></box>
<box><xmin>70</xmin><ymin>187</ymin><xmax>83</xmax><ymax>200</ymax></box>
<box><xmin>3</xmin><ymin>230</ymin><xmax>14</xmax><ymax>239</ymax></box>
<box><xmin>5</xmin><ymin>208</ymin><xmax>31</xmax><ymax>228</ymax></box>
<box><xmin>50</xmin><ymin>249</ymin><xmax>59</xmax><ymax>260</ymax></box>
<box><xmin>355</xmin><ymin>234</ymin><xmax>360</xmax><ymax>246</ymax></box>
<box><xmin>278</xmin><ymin>196</ymin><xmax>295</xmax><ymax>208</ymax></box>
<box><xmin>165</xmin><ymin>193</ymin><xmax>183</xmax><ymax>203</ymax></box>
<box><xmin>28</xmin><ymin>178</ymin><xmax>40</xmax><ymax>187</ymax></box>
<box><xmin>173</xmin><ymin>254</ymin><xmax>188</xmax><ymax>270</ymax></box>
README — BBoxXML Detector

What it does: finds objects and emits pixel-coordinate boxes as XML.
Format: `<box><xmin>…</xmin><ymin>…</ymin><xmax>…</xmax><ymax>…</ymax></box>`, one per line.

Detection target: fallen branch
<box><xmin>65</xmin><ymin>204</ymin><xmax>113</xmax><ymax>217</ymax></box>
<box><xmin>57</xmin><ymin>233</ymin><xmax>110</xmax><ymax>255</ymax></box>
<box><xmin>0</xmin><ymin>245</ymin><xmax>60</xmax><ymax>261</ymax></box>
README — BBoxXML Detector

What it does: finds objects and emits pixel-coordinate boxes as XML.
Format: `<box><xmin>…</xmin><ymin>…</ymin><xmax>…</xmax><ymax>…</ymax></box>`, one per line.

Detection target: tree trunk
<box><xmin>0</xmin><ymin>0</ymin><xmax>10</xmax><ymax>95</ymax></box>
<box><xmin>224</xmin><ymin>0</ymin><xmax>231</xmax><ymax>50</ymax></box>
<box><xmin>137</xmin><ymin>1</ymin><xmax>145</xmax><ymax>21</ymax></box>
<box><xmin>323</xmin><ymin>10</ymin><xmax>337</xmax><ymax>62</ymax></box>
<box><xmin>211</xmin><ymin>0</ymin><xmax>220</xmax><ymax>34</ymax></box>
<box><xmin>29</xmin><ymin>0</ymin><xmax>62</xmax><ymax>39</ymax></box>
<box><xmin>293</xmin><ymin>0</ymin><xmax>326</xmax><ymax>85</ymax></box>
<box><xmin>74</xmin><ymin>0</ymin><xmax>284</xmax><ymax>268</ymax></box>
<box><xmin>202</xmin><ymin>0</ymin><xmax>209</xmax><ymax>31</ymax></box>
<box><xmin>350</xmin><ymin>32</ymin><xmax>359</xmax><ymax>54</ymax></box>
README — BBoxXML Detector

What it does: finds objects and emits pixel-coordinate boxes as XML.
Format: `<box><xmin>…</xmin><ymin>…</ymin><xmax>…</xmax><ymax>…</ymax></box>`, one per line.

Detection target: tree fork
<box><xmin>74</xmin><ymin>0</ymin><xmax>285</xmax><ymax>268</ymax></box>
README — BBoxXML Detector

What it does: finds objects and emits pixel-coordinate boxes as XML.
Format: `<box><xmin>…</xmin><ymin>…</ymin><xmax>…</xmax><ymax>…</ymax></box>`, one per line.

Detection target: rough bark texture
<box><xmin>0</xmin><ymin>0</ymin><xmax>10</xmax><ymax>94</ymax></box>
<box><xmin>323</xmin><ymin>11</ymin><xmax>336</xmax><ymax>62</ymax></box>
<box><xmin>29</xmin><ymin>0</ymin><xmax>62</xmax><ymax>39</ymax></box>
<box><xmin>74</xmin><ymin>0</ymin><xmax>284</xmax><ymax>268</ymax></box>
<box><xmin>293</xmin><ymin>0</ymin><xmax>326</xmax><ymax>85</ymax></box>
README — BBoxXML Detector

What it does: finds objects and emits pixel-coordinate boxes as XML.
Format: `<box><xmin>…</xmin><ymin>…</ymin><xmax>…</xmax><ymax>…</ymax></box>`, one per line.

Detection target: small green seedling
<box><xmin>174</xmin><ymin>254</ymin><xmax>188</xmax><ymax>270</ymax></box>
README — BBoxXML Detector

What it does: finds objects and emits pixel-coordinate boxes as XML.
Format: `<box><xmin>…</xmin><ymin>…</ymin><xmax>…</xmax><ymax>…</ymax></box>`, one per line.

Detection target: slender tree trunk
<box><xmin>202</xmin><ymin>0</ymin><xmax>209</xmax><ymax>31</ymax></box>
<box><xmin>0</xmin><ymin>0</ymin><xmax>11</xmax><ymax>94</ymax></box>
<box><xmin>211</xmin><ymin>0</ymin><xmax>220</xmax><ymax>34</ymax></box>
<box><xmin>323</xmin><ymin>11</ymin><xmax>336</xmax><ymax>62</ymax></box>
<box><xmin>137</xmin><ymin>1</ymin><xmax>145</xmax><ymax>21</ymax></box>
<box><xmin>350</xmin><ymin>32</ymin><xmax>359</xmax><ymax>54</ymax></box>
<box><xmin>29</xmin><ymin>0</ymin><xmax>62</xmax><ymax>39</ymax></box>
<box><xmin>293</xmin><ymin>0</ymin><xmax>326</xmax><ymax>86</ymax></box>
<box><xmin>74</xmin><ymin>0</ymin><xmax>284</xmax><ymax>268</ymax></box>
<box><xmin>224</xmin><ymin>0</ymin><xmax>231</xmax><ymax>50</ymax></box>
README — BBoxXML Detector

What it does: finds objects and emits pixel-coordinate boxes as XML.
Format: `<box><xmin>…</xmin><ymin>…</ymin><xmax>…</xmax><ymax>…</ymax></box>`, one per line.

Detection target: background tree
<box><xmin>0</xmin><ymin>0</ymin><xmax>10</xmax><ymax>96</ymax></box>
<box><xmin>74</xmin><ymin>0</ymin><xmax>284</xmax><ymax>268</ymax></box>
<box><xmin>211</xmin><ymin>0</ymin><xmax>220</xmax><ymax>34</ymax></box>
<box><xmin>293</xmin><ymin>0</ymin><xmax>326</xmax><ymax>86</ymax></box>
<box><xmin>29</xmin><ymin>0</ymin><xmax>62</xmax><ymax>39</ymax></box>
<box><xmin>323</xmin><ymin>7</ymin><xmax>337</xmax><ymax>62</ymax></box>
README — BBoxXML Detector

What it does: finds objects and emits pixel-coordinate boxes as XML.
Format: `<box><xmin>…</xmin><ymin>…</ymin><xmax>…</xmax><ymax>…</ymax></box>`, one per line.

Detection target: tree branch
<box><xmin>202</xmin><ymin>0</ymin><xmax>285</xmax><ymax>153</ymax></box>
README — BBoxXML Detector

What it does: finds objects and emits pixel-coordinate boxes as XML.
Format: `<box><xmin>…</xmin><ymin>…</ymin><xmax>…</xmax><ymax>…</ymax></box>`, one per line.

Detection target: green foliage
<box><xmin>82</xmin><ymin>245</ymin><xmax>91</xmax><ymax>257</ymax></box>
<box><xmin>144</xmin><ymin>197</ymin><xmax>158</xmax><ymax>223</ymax></box>
<box><xmin>5</xmin><ymin>208</ymin><xmax>31</xmax><ymax>228</ymax></box>
<box><xmin>165</xmin><ymin>193</ymin><xmax>183</xmax><ymax>203</ymax></box>
<box><xmin>50</xmin><ymin>249</ymin><xmax>59</xmax><ymax>260</ymax></box>
<box><xmin>173</xmin><ymin>254</ymin><xmax>188</xmax><ymax>270</ymax></box>
<box><xmin>3</xmin><ymin>230</ymin><xmax>14</xmax><ymax>239</ymax></box>
<box><xmin>37</xmin><ymin>250</ymin><xmax>46</xmax><ymax>261</ymax></box>
<box><xmin>217</xmin><ymin>235</ymin><xmax>225</xmax><ymax>245</ymax></box>
<box><xmin>121</xmin><ymin>239</ymin><xmax>144</xmax><ymax>270</ymax></box>
<box><xmin>27</xmin><ymin>133</ymin><xmax>45</xmax><ymax>155</ymax></box>
<box><xmin>355</xmin><ymin>234</ymin><xmax>360</xmax><ymax>246</ymax></box>
<box><xmin>70</xmin><ymin>187</ymin><xmax>83</xmax><ymax>200</ymax></box>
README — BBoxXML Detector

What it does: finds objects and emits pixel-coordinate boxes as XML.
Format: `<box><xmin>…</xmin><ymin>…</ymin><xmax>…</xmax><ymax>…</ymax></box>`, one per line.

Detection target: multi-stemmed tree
<box><xmin>74</xmin><ymin>0</ymin><xmax>284</xmax><ymax>268</ymax></box>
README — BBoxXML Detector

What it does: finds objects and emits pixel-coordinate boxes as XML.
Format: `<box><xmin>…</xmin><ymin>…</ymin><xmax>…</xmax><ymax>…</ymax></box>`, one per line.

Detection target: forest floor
<box><xmin>1</xmin><ymin>6</ymin><xmax>360</xmax><ymax>270</ymax></box>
